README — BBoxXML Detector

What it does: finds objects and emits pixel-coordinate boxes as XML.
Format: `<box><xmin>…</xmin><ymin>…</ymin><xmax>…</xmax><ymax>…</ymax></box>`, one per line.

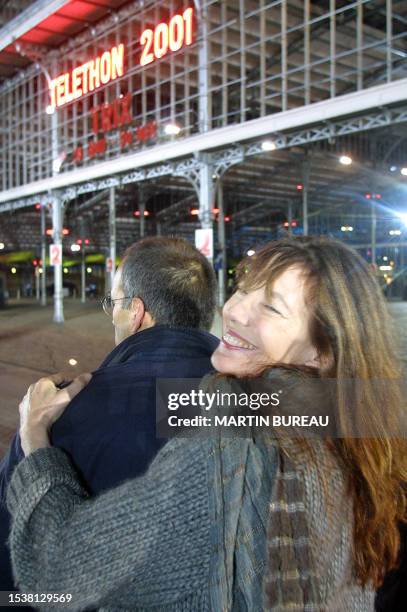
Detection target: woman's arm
<box><xmin>7</xmin><ymin>436</ymin><xmax>211</xmax><ymax>610</ymax></box>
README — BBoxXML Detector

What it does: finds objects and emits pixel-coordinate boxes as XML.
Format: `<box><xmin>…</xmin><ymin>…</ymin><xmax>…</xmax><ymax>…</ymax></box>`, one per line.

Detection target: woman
<box><xmin>7</xmin><ymin>236</ymin><xmax>407</xmax><ymax>611</ymax></box>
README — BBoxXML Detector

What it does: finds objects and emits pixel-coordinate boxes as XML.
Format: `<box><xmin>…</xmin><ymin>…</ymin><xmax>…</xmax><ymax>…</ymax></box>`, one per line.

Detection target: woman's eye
<box><xmin>264</xmin><ymin>304</ymin><xmax>282</xmax><ymax>315</ymax></box>
<box><xmin>237</xmin><ymin>288</ymin><xmax>248</xmax><ymax>295</ymax></box>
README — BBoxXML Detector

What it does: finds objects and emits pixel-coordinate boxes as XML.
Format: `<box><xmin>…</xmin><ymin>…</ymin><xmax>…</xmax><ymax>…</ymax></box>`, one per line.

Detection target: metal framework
<box><xmin>1</xmin><ymin>0</ymin><xmax>407</xmax><ymax>318</ymax></box>
<box><xmin>0</xmin><ymin>0</ymin><xmax>406</xmax><ymax>197</ymax></box>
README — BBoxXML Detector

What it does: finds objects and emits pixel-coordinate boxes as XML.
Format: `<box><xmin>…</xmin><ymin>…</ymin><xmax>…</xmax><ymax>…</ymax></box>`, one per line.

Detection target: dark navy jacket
<box><xmin>0</xmin><ymin>325</ymin><xmax>218</xmax><ymax>595</ymax></box>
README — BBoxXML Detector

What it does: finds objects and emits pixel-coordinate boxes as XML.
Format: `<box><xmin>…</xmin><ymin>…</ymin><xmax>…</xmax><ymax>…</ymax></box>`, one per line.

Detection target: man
<box><xmin>0</xmin><ymin>236</ymin><xmax>219</xmax><ymax>594</ymax></box>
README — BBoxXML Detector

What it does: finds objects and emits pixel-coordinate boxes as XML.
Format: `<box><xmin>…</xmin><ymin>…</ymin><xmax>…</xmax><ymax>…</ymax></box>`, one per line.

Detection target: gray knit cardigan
<box><xmin>7</xmin><ymin>410</ymin><xmax>375</xmax><ymax>611</ymax></box>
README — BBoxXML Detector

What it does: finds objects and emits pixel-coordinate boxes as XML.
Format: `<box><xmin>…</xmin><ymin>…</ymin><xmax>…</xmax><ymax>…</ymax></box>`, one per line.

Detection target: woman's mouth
<box><xmin>222</xmin><ymin>330</ymin><xmax>257</xmax><ymax>350</ymax></box>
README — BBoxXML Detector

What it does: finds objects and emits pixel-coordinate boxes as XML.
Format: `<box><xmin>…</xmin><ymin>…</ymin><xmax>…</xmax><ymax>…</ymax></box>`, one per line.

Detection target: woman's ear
<box><xmin>305</xmin><ymin>348</ymin><xmax>334</xmax><ymax>371</ymax></box>
<box><xmin>304</xmin><ymin>351</ymin><xmax>321</xmax><ymax>368</ymax></box>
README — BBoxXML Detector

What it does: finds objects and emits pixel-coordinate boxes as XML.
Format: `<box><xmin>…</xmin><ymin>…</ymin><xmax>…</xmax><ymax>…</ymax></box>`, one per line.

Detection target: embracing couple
<box><xmin>1</xmin><ymin>235</ymin><xmax>406</xmax><ymax>611</ymax></box>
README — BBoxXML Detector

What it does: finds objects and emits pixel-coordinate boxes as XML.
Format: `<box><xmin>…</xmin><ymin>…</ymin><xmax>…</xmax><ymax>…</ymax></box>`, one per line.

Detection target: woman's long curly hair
<box><xmin>236</xmin><ymin>236</ymin><xmax>407</xmax><ymax>588</ymax></box>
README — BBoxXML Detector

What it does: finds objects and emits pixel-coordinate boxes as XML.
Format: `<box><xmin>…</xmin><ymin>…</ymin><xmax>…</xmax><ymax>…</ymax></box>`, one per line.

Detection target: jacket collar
<box><xmin>99</xmin><ymin>325</ymin><xmax>219</xmax><ymax>368</ymax></box>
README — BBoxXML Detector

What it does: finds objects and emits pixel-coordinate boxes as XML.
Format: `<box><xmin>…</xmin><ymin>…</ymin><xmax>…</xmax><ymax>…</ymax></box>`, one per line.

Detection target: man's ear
<box><xmin>128</xmin><ymin>297</ymin><xmax>145</xmax><ymax>334</ymax></box>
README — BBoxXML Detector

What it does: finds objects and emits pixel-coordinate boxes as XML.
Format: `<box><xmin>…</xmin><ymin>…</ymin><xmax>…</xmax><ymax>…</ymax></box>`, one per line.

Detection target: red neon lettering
<box><xmin>111</xmin><ymin>44</ymin><xmax>125</xmax><ymax>79</ymax></box>
<box><xmin>72</xmin><ymin>66</ymin><xmax>82</xmax><ymax>99</ymax></box>
<box><xmin>89</xmin><ymin>57</ymin><xmax>101</xmax><ymax>92</ymax></box>
<box><xmin>140</xmin><ymin>29</ymin><xmax>154</xmax><ymax>66</ymax></box>
<box><xmin>183</xmin><ymin>8</ymin><xmax>193</xmax><ymax>45</ymax></box>
<box><xmin>91</xmin><ymin>105</ymin><xmax>100</xmax><ymax>136</ymax></box>
<box><xmin>169</xmin><ymin>14</ymin><xmax>184</xmax><ymax>52</ymax></box>
<box><xmin>120</xmin><ymin>93</ymin><xmax>133</xmax><ymax>126</ymax></box>
<box><xmin>88</xmin><ymin>138</ymin><xmax>106</xmax><ymax>159</ymax></box>
<box><xmin>112</xmin><ymin>99</ymin><xmax>120</xmax><ymax>129</ymax></box>
<box><xmin>136</xmin><ymin>121</ymin><xmax>157</xmax><ymax>142</ymax></box>
<box><xmin>82</xmin><ymin>63</ymin><xmax>89</xmax><ymax>95</ymax></box>
<box><xmin>49</xmin><ymin>45</ymin><xmax>125</xmax><ymax>109</ymax></box>
<box><xmin>72</xmin><ymin>146</ymin><xmax>83</xmax><ymax>163</ymax></box>
<box><xmin>154</xmin><ymin>22</ymin><xmax>169</xmax><ymax>59</ymax></box>
<box><xmin>100</xmin><ymin>51</ymin><xmax>111</xmax><ymax>85</ymax></box>
<box><xmin>120</xmin><ymin>131</ymin><xmax>133</xmax><ymax>149</ymax></box>
<box><xmin>56</xmin><ymin>75</ymin><xmax>66</xmax><ymax>107</ymax></box>
<box><xmin>101</xmin><ymin>103</ymin><xmax>113</xmax><ymax>132</ymax></box>
<box><xmin>139</xmin><ymin>8</ymin><xmax>194</xmax><ymax>66</ymax></box>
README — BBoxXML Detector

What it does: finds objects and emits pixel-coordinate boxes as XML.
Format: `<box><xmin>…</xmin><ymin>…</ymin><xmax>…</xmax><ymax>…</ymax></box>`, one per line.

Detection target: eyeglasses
<box><xmin>101</xmin><ymin>293</ymin><xmax>132</xmax><ymax>316</ymax></box>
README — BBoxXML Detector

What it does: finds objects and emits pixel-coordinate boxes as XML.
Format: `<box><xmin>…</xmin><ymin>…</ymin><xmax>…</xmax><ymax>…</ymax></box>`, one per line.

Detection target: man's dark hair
<box><xmin>120</xmin><ymin>236</ymin><xmax>217</xmax><ymax>330</ymax></box>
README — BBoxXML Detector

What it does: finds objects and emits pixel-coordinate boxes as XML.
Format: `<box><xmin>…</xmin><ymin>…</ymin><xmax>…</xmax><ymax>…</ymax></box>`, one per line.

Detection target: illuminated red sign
<box><xmin>140</xmin><ymin>7</ymin><xmax>194</xmax><ymax>66</ymax></box>
<box><xmin>91</xmin><ymin>93</ymin><xmax>132</xmax><ymax>135</ymax></box>
<box><xmin>49</xmin><ymin>44</ymin><xmax>125</xmax><ymax>109</ymax></box>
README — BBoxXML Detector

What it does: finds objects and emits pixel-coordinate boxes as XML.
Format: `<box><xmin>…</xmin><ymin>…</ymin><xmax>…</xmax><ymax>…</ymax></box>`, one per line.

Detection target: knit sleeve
<box><xmin>7</xmin><ymin>438</ymin><xmax>211</xmax><ymax>610</ymax></box>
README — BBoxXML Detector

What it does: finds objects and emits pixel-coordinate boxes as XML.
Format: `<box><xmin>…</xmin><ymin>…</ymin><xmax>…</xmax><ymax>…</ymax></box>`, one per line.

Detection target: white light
<box><xmin>379</xmin><ymin>265</ymin><xmax>392</xmax><ymax>271</ymax></box>
<box><xmin>11</xmin><ymin>267</ymin><xmax>17</xmax><ymax>274</ymax></box>
<box><xmin>86</xmin><ymin>267</ymin><xmax>92</xmax><ymax>273</ymax></box>
<box><xmin>348</xmin><ymin>226</ymin><xmax>353</xmax><ymax>231</ymax></box>
<box><xmin>68</xmin><ymin>358</ymin><xmax>77</xmax><ymax>366</ymax></box>
<box><xmin>389</xmin><ymin>229</ymin><xmax>401</xmax><ymax>236</ymax></box>
<box><xmin>52</xmin><ymin>158</ymin><xmax>63</xmax><ymax>174</ymax></box>
<box><xmin>261</xmin><ymin>140</ymin><xmax>276</xmax><ymax>152</ymax></box>
<box><xmin>339</xmin><ymin>155</ymin><xmax>352</xmax><ymax>166</ymax></box>
<box><xmin>397</xmin><ymin>213</ymin><xmax>407</xmax><ymax>226</ymax></box>
<box><xmin>341</xmin><ymin>226</ymin><xmax>346</xmax><ymax>231</ymax></box>
<box><xmin>247</xmin><ymin>249</ymin><xmax>255</xmax><ymax>256</ymax></box>
<box><xmin>0</xmin><ymin>242</ymin><xmax>4</xmax><ymax>249</ymax></box>
<box><xmin>390</xmin><ymin>165</ymin><xmax>397</xmax><ymax>172</ymax></box>
<box><xmin>46</xmin><ymin>105</ymin><xmax>55</xmax><ymax>115</ymax></box>
<box><xmin>71</xmin><ymin>244</ymin><xmax>80</xmax><ymax>252</ymax></box>
<box><xmin>383</xmin><ymin>256</ymin><xmax>388</xmax><ymax>261</ymax></box>
<box><xmin>164</xmin><ymin>123</ymin><xmax>181</xmax><ymax>136</ymax></box>
<box><xmin>63</xmin><ymin>267</ymin><xmax>68</xmax><ymax>273</ymax></box>
<box><xmin>401</xmin><ymin>167</ymin><xmax>407</xmax><ymax>176</ymax></box>
<box><xmin>52</xmin><ymin>151</ymin><xmax>67</xmax><ymax>174</ymax></box>
<box><xmin>39</xmin><ymin>268</ymin><xmax>43</xmax><ymax>274</ymax></box>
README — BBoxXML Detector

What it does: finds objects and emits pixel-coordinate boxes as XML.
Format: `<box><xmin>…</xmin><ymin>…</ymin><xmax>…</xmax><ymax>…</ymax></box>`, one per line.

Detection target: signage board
<box><xmin>49</xmin><ymin>244</ymin><xmax>62</xmax><ymax>266</ymax></box>
<box><xmin>195</xmin><ymin>228</ymin><xmax>213</xmax><ymax>260</ymax></box>
<box><xmin>47</xmin><ymin>8</ymin><xmax>194</xmax><ymax>109</ymax></box>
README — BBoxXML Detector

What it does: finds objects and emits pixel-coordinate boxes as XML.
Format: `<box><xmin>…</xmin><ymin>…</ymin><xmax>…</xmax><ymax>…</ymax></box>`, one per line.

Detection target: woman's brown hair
<box><xmin>236</xmin><ymin>236</ymin><xmax>407</xmax><ymax>588</ymax></box>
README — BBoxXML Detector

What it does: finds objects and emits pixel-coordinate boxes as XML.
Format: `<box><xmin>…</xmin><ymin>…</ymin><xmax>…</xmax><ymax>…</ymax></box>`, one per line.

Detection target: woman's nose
<box><xmin>224</xmin><ymin>293</ymin><xmax>252</xmax><ymax>326</ymax></box>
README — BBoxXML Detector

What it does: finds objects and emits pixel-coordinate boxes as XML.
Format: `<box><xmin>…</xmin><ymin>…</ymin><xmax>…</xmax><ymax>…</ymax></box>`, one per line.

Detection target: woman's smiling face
<box><xmin>211</xmin><ymin>266</ymin><xmax>319</xmax><ymax>376</ymax></box>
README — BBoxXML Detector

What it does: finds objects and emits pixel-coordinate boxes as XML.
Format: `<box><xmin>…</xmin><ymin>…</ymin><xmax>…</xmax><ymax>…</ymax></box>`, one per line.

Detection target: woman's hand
<box><xmin>19</xmin><ymin>373</ymin><xmax>92</xmax><ymax>456</ymax></box>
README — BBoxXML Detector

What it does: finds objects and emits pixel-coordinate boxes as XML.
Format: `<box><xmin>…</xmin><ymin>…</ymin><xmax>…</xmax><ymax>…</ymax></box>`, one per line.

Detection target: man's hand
<box><xmin>19</xmin><ymin>373</ymin><xmax>92</xmax><ymax>456</ymax></box>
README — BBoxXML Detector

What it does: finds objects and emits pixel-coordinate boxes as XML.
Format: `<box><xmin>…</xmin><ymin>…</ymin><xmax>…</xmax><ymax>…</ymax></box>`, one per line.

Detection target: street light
<box><xmin>397</xmin><ymin>213</ymin><xmax>407</xmax><ymax>226</ymax></box>
<box><xmin>261</xmin><ymin>140</ymin><xmax>276</xmax><ymax>152</ymax></box>
<box><xmin>164</xmin><ymin>123</ymin><xmax>181</xmax><ymax>135</ymax></box>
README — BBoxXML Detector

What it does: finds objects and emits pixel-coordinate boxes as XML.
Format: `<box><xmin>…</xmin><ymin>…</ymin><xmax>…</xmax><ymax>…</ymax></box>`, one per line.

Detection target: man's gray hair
<box><xmin>120</xmin><ymin>237</ymin><xmax>217</xmax><ymax>330</ymax></box>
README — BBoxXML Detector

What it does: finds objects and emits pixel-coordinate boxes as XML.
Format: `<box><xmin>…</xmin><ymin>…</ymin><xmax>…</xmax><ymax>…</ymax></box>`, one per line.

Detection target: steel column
<box><xmin>217</xmin><ymin>179</ymin><xmax>226</xmax><ymax>306</ymax></box>
<box><xmin>109</xmin><ymin>186</ymin><xmax>116</xmax><ymax>290</ymax></box>
<box><xmin>52</xmin><ymin>194</ymin><xmax>64</xmax><ymax>323</ymax></box>
<box><xmin>139</xmin><ymin>185</ymin><xmax>145</xmax><ymax>238</ymax></box>
<box><xmin>287</xmin><ymin>201</ymin><xmax>293</xmax><ymax>236</ymax></box>
<box><xmin>40</xmin><ymin>203</ymin><xmax>46</xmax><ymax>305</ymax></box>
<box><xmin>195</xmin><ymin>0</ymin><xmax>210</xmax><ymax>133</ymax></box>
<box><xmin>302</xmin><ymin>160</ymin><xmax>310</xmax><ymax>236</ymax></box>
<box><xmin>199</xmin><ymin>156</ymin><xmax>213</xmax><ymax>230</ymax></box>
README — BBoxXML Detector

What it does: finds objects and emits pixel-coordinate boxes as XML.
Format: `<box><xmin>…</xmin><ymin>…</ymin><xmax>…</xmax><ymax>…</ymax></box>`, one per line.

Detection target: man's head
<box><xmin>110</xmin><ymin>236</ymin><xmax>217</xmax><ymax>345</ymax></box>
